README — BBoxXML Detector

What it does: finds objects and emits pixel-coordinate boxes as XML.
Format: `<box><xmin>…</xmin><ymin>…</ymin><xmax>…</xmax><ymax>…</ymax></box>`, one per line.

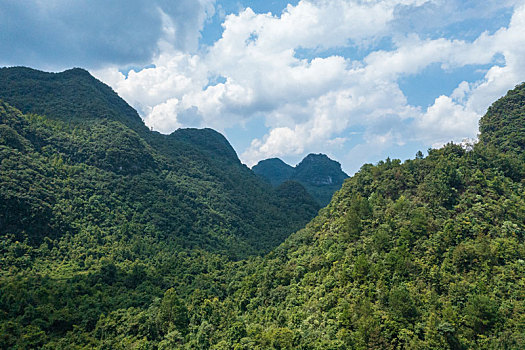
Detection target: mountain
<box><xmin>0</xmin><ymin>66</ymin><xmax>320</xmax><ymax>252</ymax></box>
<box><xmin>479</xmin><ymin>82</ymin><xmax>525</xmax><ymax>155</ymax></box>
<box><xmin>0</xmin><ymin>67</ymin><xmax>147</xmax><ymax>133</ymax></box>
<box><xmin>201</xmin><ymin>83</ymin><xmax>524</xmax><ymax>349</ymax></box>
<box><xmin>2</xmin><ymin>66</ymin><xmax>524</xmax><ymax>349</ymax></box>
<box><xmin>0</xmin><ymin>67</ymin><xmax>320</xmax><ymax>348</ymax></box>
<box><xmin>253</xmin><ymin>153</ymin><xmax>349</xmax><ymax>206</ymax></box>
<box><xmin>251</xmin><ymin>158</ymin><xmax>294</xmax><ymax>186</ymax></box>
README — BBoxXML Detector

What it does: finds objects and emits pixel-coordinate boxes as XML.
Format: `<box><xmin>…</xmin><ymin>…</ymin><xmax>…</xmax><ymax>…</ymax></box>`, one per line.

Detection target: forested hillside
<box><xmin>0</xmin><ymin>67</ymin><xmax>319</xmax><ymax>348</ymax></box>
<box><xmin>1</xmin><ymin>67</ymin><xmax>524</xmax><ymax>349</ymax></box>
<box><xmin>200</xmin><ymin>84</ymin><xmax>525</xmax><ymax>349</ymax></box>
<box><xmin>253</xmin><ymin>154</ymin><xmax>349</xmax><ymax>206</ymax></box>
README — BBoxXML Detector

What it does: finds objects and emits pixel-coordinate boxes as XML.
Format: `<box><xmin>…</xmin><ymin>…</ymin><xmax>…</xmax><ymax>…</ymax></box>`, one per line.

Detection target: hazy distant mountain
<box><xmin>250</xmin><ymin>158</ymin><xmax>295</xmax><ymax>186</ymax></box>
<box><xmin>253</xmin><ymin>153</ymin><xmax>349</xmax><ymax>206</ymax></box>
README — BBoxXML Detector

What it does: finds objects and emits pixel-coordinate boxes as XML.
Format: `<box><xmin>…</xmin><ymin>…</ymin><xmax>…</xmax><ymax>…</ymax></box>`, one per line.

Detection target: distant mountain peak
<box><xmin>62</xmin><ymin>67</ymin><xmax>92</xmax><ymax>76</ymax></box>
<box><xmin>252</xmin><ymin>158</ymin><xmax>294</xmax><ymax>186</ymax></box>
<box><xmin>302</xmin><ymin>153</ymin><xmax>333</xmax><ymax>161</ymax></box>
<box><xmin>294</xmin><ymin>153</ymin><xmax>346</xmax><ymax>186</ymax></box>
<box><xmin>263</xmin><ymin>157</ymin><xmax>291</xmax><ymax>164</ymax></box>
<box><xmin>252</xmin><ymin>153</ymin><xmax>348</xmax><ymax>206</ymax></box>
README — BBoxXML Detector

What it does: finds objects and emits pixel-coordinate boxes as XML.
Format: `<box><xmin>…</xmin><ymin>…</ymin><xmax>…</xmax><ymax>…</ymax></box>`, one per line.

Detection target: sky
<box><xmin>2</xmin><ymin>0</ymin><xmax>525</xmax><ymax>173</ymax></box>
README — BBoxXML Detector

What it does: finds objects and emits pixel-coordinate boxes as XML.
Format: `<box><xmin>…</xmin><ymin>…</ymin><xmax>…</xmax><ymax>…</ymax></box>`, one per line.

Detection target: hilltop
<box><xmin>253</xmin><ymin>153</ymin><xmax>349</xmax><ymax>206</ymax></box>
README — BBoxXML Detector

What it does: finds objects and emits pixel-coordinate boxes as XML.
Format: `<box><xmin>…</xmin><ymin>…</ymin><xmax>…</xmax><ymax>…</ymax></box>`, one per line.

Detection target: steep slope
<box><xmin>0</xmin><ymin>67</ymin><xmax>147</xmax><ymax>133</ymax></box>
<box><xmin>293</xmin><ymin>153</ymin><xmax>349</xmax><ymax>206</ymax></box>
<box><xmin>180</xmin><ymin>85</ymin><xmax>524</xmax><ymax>349</ymax></box>
<box><xmin>479</xmin><ymin>82</ymin><xmax>525</xmax><ymax>154</ymax></box>
<box><xmin>215</xmin><ymin>84</ymin><xmax>525</xmax><ymax>349</ymax></box>
<box><xmin>253</xmin><ymin>153</ymin><xmax>349</xmax><ymax>206</ymax></box>
<box><xmin>0</xmin><ymin>67</ymin><xmax>320</xmax><ymax>348</ymax></box>
<box><xmin>0</xmin><ymin>67</ymin><xmax>320</xmax><ymax>254</ymax></box>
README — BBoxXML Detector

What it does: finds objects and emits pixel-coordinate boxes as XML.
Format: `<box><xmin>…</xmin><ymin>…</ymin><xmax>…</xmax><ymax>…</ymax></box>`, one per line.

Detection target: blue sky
<box><xmin>2</xmin><ymin>0</ymin><xmax>525</xmax><ymax>173</ymax></box>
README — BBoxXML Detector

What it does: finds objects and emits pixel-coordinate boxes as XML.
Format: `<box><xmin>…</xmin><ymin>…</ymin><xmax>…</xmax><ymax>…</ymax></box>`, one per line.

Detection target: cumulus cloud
<box><xmin>90</xmin><ymin>0</ymin><xmax>525</xmax><ymax>171</ymax></box>
<box><xmin>240</xmin><ymin>1</ymin><xmax>525</xmax><ymax>166</ymax></box>
<box><xmin>413</xmin><ymin>2</ymin><xmax>525</xmax><ymax>144</ymax></box>
<box><xmin>0</xmin><ymin>0</ymin><xmax>215</xmax><ymax>70</ymax></box>
<box><xmin>416</xmin><ymin>95</ymin><xmax>480</xmax><ymax>147</ymax></box>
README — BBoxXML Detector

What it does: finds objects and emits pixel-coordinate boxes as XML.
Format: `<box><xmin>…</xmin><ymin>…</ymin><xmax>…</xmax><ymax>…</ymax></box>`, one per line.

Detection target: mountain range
<box><xmin>0</xmin><ymin>67</ymin><xmax>320</xmax><ymax>257</ymax></box>
<box><xmin>0</xmin><ymin>67</ymin><xmax>524</xmax><ymax>349</ymax></box>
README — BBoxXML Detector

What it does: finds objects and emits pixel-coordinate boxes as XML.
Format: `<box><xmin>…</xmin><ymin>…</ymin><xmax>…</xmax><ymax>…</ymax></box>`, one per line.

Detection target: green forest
<box><xmin>1</xmin><ymin>67</ymin><xmax>524</xmax><ymax>349</ymax></box>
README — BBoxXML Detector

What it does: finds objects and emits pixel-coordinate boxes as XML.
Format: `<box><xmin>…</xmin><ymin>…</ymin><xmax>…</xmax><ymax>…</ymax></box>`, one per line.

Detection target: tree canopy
<box><xmin>1</xmin><ymin>68</ymin><xmax>524</xmax><ymax>349</ymax></box>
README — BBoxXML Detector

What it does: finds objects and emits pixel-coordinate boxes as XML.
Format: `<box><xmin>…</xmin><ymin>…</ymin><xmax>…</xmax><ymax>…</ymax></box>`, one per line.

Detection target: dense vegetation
<box><xmin>0</xmin><ymin>67</ymin><xmax>319</xmax><ymax>348</ymax></box>
<box><xmin>1</xmin><ymin>67</ymin><xmax>524</xmax><ymax>349</ymax></box>
<box><xmin>211</xmin><ymin>145</ymin><xmax>524</xmax><ymax>349</ymax></box>
<box><xmin>479</xmin><ymin>82</ymin><xmax>525</xmax><ymax>155</ymax></box>
<box><xmin>0</xmin><ymin>67</ymin><xmax>147</xmax><ymax>133</ymax></box>
<box><xmin>252</xmin><ymin>158</ymin><xmax>295</xmax><ymax>187</ymax></box>
<box><xmin>253</xmin><ymin>154</ymin><xmax>349</xmax><ymax>206</ymax></box>
<box><xmin>199</xmin><ymin>84</ymin><xmax>524</xmax><ymax>349</ymax></box>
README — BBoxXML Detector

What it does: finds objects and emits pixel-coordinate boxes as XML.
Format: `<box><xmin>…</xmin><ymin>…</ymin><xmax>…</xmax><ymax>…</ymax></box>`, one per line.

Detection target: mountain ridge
<box><xmin>0</xmin><ymin>67</ymin><xmax>320</xmax><ymax>255</ymax></box>
<box><xmin>0</xmin><ymin>67</ymin><xmax>250</xmax><ymax>167</ymax></box>
<box><xmin>1</xmin><ymin>67</ymin><xmax>524</xmax><ymax>349</ymax></box>
<box><xmin>0</xmin><ymin>66</ymin><xmax>147</xmax><ymax>132</ymax></box>
<box><xmin>253</xmin><ymin>153</ymin><xmax>349</xmax><ymax>206</ymax></box>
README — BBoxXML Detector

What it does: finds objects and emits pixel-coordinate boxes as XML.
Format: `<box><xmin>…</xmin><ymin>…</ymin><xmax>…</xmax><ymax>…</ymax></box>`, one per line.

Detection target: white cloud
<box><xmin>102</xmin><ymin>52</ymin><xmax>208</xmax><ymax>115</ymax></box>
<box><xmin>416</xmin><ymin>95</ymin><xmax>480</xmax><ymax>147</ymax></box>
<box><xmin>145</xmin><ymin>98</ymin><xmax>183</xmax><ymax>131</ymax></box>
<box><xmin>411</xmin><ymin>2</ymin><xmax>525</xmax><ymax>150</ymax></box>
<box><xmin>92</xmin><ymin>0</ymin><xmax>525</xmax><ymax>171</ymax></box>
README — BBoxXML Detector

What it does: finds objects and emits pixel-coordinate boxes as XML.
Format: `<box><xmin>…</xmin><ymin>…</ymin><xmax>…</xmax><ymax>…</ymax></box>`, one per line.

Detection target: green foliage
<box><xmin>252</xmin><ymin>158</ymin><xmax>295</xmax><ymax>186</ymax></box>
<box><xmin>0</xmin><ymin>67</ymin><xmax>320</xmax><ymax>348</ymax></box>
<box><xmin>0</xmin><ymin>67</ymin><xmax>147</xmax><ymax>132</ymax></box>
<box><xmin>480</xmin><ymin>82</ymin><xmax>525</xmax><ymax>154</ymax></box>
<box><xmin>158</xmin><ymin>288</ymin><xmax>189</xmax><ymax>335</ymax></box>
<box><xmin>183</xmin><ymin>83</ymin><xmax>525</xmax><ymax>348</ymax></box>
<box><xmin>206</xmin><ymin>138</ymin><xmax>525</xmax><ymax>349</ymax></box>
<box><xmin>1</xmin><ymin>67</ymin><xmax>525</xmax><ymax>349</ymax></box>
